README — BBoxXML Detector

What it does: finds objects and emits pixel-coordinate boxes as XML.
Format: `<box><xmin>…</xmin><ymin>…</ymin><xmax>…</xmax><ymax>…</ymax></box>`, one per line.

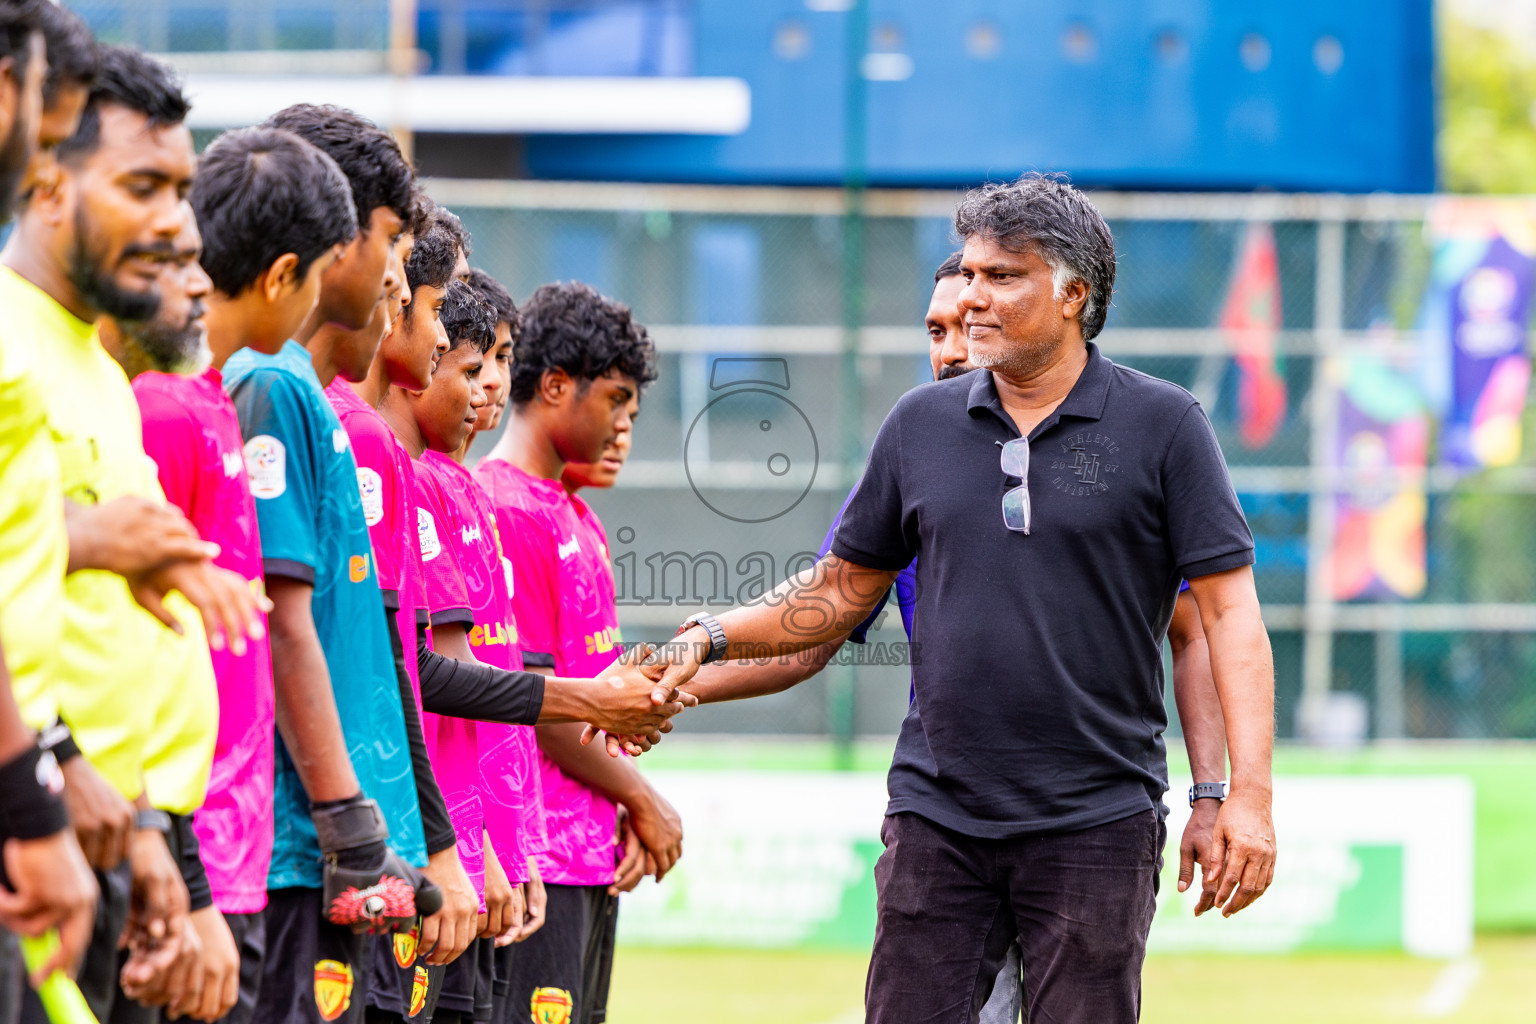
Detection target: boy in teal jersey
<box><xmin>225</xmin><ymin>103</ymin><xmax>439</xmax><ymax>1024</ymax></box>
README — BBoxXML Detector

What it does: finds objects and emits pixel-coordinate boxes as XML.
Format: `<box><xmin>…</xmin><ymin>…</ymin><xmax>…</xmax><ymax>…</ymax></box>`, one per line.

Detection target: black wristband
<box><xmin>168</xmin><ymin>813</ymin><xmax>214</xmax><ymax>912</ymax></box>
<box><xmin>0</xmin><ymin>745</ymin><xmax>70</xmax><ymax>841</ymax></box>
<box><xmin>37</xmin><ymin>720</ymin><xmax>81</xmax><ymax>764</ymax></box>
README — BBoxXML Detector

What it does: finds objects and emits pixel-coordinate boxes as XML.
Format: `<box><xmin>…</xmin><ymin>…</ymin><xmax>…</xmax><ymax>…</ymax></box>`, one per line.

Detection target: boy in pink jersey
<box><xmin>464</xmin><ymin>270</ymin><xmax>549</xmax><ymax>946</ymax></box>
<box><xmin>387</xmin><ymin>281</ymin><xmax>495</xmax><ymax>1024</ymax></box>
<box><xmin>557</xmin><ymin>393</ymin><xmax>652</xmax><ymax>901</ymax></box>
<box><xmin>324</xmin><ymin>204</ymin><xmax>481</xmax><ymax>1011</ymax></box>
<box><xmin>476</xmin><ymin>282</ymin><xmax>681</xmax><ymax>1024</ymax></box>
<box><xmin>384</xmin><ymin>282</ymin><xmax>689</xmax><ymax>1024</ymax></box>
<box><xmin>320</xmin><ymin>200</ymin><xmax>481</xmax><ymax>1023</ymax></box>
<box><xmin>118</xmin><ymin>126</ymin><xmax>356</xmax><ymax>1024</ymax></box>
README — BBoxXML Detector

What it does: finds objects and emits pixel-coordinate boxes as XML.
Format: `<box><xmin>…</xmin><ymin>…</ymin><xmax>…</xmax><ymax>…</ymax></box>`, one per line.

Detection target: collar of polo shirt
<box><xmin>964</xmin><ymin>341</ymin><xmax>1115</xmax><ymax>435</ymax></box>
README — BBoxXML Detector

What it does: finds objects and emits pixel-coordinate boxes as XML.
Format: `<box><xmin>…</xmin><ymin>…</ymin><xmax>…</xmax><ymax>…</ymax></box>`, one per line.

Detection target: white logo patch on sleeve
<box><xmin>332</xmin><ymin>428</ymin><xmax>350</xmax><ymax>453</ymax></box>
<box><xmin>244</xmin><ymin>435</ymin><xmax>287</xmax><ymax>499</ymax></box>
<box><xmin>417</xmin><ymin>507</ymin><xmax>442</xmax><ymax>561</ymax></box>
<box><xmin>556</xmin><ymin>536</ymin><xmax>581</xmax><ymax>560</ymax></box>
<box><xmin>357</xmin><ymin>468</ymin><xmax>385</xmax><ymax>526</ymax></box>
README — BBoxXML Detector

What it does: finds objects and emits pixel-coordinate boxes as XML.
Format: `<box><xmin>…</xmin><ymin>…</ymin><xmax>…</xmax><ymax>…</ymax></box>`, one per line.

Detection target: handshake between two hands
<box><xmin>577</xmin><ymin>637</ymin><xmax>706</xmax><ymax>758</ymax></box>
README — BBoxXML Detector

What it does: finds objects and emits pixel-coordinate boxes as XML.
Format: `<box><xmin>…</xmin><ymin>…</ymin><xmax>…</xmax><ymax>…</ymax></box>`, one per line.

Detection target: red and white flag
<box><xmin>1219</xmin><ymin>222</ymin><xmax>1287</xmax><ymax>449</ymax></box>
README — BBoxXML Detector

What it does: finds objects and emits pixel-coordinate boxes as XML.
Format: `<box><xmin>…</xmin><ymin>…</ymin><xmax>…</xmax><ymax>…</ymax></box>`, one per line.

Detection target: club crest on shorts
<box><xmin>409</xmin><ymin>966</ymin><xmax>429</xmax><ymax>1016</ymax></box>
<box><xmin>313</xmin><ymin>959</ymin><xmax>354</xmax><ymax>1021</ymax></box>
<box><xmin>393</xmin><ymin>923</ymin><xmax>419</xmax><ymax>968</ymax></box>
<box><xmin>529</xmin><ymin>986</ymin><xmax>573</xmax><ymax>1024</ymax></box>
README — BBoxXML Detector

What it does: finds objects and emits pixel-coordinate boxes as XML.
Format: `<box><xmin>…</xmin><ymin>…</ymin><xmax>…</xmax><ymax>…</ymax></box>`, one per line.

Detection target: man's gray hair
<box><xmin>953</xmin><ymin>172</ymin><xmax>1117</xmax><ymax>341</ymax></box>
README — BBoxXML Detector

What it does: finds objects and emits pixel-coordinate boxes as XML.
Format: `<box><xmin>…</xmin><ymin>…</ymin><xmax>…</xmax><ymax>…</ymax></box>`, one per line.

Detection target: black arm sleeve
<box><xmin>167</xmin><ymin>813</ymin><xmax>213</xmax><ymax>913</ymax></box>
<box><xmin>416</xmin><ymin>622</ymin><xmax>545</xmax><ymax>725</ymax></box>
<box><xmin>386</xmin><ymin>606</ymin><xmax>456</xmax><ymax>857</ymax></box>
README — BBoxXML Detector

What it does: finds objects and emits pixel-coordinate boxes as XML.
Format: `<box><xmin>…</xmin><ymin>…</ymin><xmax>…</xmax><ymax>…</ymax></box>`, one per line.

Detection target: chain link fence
<box><xmin>444</xmin><ymin>182</ymin><xmax>1536</xmax><ymax>745</ymax></box>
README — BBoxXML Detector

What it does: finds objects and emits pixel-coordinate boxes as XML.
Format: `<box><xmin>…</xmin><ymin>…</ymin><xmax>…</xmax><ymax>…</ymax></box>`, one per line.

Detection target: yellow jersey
<box><xmin>0</xmin><ymin>267</ymin><xmax>217</xmax><ymax>810</ymax></box>
<box><xmin>0</xmin><ymin>273</ymin><xmax>67</xmax><ymax>731</ymax></box>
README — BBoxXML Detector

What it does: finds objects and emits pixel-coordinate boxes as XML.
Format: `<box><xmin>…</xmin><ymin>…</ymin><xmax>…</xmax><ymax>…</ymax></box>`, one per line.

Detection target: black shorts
<box><xmin>428</xmin><ymin>934</ymin><xmax>493</xmax><ymax>1024</ymax></box>
<box><xmin>488</xmin><ymin>943</ymin><xmax>516</xmax><ymax>1024</ymax></box>
<box><xmin>470</xmin><ymin>938</ymin><xmax>495</xmax><ymax>1022</ymax></box>
<box><xmin>366</xmin><ymin>918</ymin><xmax>440</xmax><ymax>1023</ymax></box>
<box><xmin>256</xmin><ymin>888</ymin><xmax>370</xmax><ymax>1024</ymax></box>
<box><xmin>436</xmin><ymin>936</ymin><xmax>477</xmax><ymax>1015</ymax></box>
<box><xmin>500</xmin><ymin>885</ymin><xmax>617</xmax><ymax>1024</ymax></box>
<box><xmin>218</xmin><ymin>910</ymin><xmax>267</xmax><ymax>1024</ymax></box>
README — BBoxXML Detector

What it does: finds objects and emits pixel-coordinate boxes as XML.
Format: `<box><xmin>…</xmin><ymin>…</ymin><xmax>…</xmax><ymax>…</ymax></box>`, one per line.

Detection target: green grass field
<box><xmin>608</xmin><ymin>936</ymin><xmax>1536</xmax><ymax>1023</ymax></box>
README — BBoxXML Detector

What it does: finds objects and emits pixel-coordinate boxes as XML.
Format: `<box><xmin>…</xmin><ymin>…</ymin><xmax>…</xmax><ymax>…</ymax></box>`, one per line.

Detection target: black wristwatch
<box><xmin>135</xmin><ymin>808</ymin><xmax>173</xmax><ymax>835</ymax></box>
<box><xmin>677</xmin><ymin>613</ymin><xmax>728</xmax><ymax>665</ymax></box>
<box><xmin>1189</xmin><ymin>781</ymin><xmax>1229</xmax><ymax>808</ymax></box>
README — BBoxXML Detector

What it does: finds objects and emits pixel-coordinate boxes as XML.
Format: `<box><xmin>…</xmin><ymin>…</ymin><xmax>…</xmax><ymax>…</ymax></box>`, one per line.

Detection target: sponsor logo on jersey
<box><xmin>332</xmin><ymin>428</ymin><xmax>350</xmax><ymax>453</ymax></box>
<box><xmin>460</xmin><ymin>523</ymin><xmax>481</xmax><ymax>545</ymax></box>
<box><xmin>468</xmin><ymin>620</ymin><xmax>515</xmax><ymax>648</ymax></box>
<box><xmin>222</xmin><ymin>450</ymin><xmax>243</xmax><ymax>479</ymax></box>
<box><xmin>313</xmin><ymin>960</ymin><xmax>354</xmax><ymax>1021</ymax></box>
<box><xmin>244</xmin><ymin>435</ymin><xmax>286</xmax><ymax>499</ymax></box>
<box><xmin>584</xmin><ymin>626</ymin><xmax>620</xmax><ymax>657</ymax></box>
<box><xmin>408</xmin><ymin>966</ymin><xmax>429</xmax><ymax>1017</ymax></box>
<box><xmin>418</xmin><ymin>508</ymin><xmax>442</xmax><ymax>561</ymax></box>
<box><xmin>349</xmin><ymin>554</ymin><xmax>370</xmax><ymax>583</ymax></box>
<box><xmin>556</xmin><ymin>536</ymin><xmax>580</xmax><ymax>560</ymax></box>
<box><xmin>529</xmin><ymin>987</ymin><xmax>573</xmax><ymax>1024</ymax></box>
<box><xmin>357</xmin><ymin>467</ymin><xmax>385</xmax><ymax>526</ymax></box>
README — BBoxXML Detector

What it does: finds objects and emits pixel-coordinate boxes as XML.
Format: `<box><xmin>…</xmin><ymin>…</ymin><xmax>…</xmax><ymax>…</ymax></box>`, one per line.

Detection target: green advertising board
<box><xmin>617</xmin><ymin>772</ymin><xmax>1473</xmax><ymax>958</ymax></box>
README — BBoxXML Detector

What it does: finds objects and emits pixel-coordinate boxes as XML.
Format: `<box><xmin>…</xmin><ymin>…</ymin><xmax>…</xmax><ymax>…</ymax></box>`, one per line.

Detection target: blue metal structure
<box><xmin>520</xmin><ymin>0</ymin><xmax>1435</xmax><ymax>192</ymax></box>
<box><xmin>71</xmin><ymin>0</ymin><xmax>1436</xmax><ymax>191</ymax></box>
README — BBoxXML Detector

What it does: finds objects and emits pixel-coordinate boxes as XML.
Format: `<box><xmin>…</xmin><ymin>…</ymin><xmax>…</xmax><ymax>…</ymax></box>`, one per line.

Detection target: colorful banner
<box><xmin>1330</xmin><ymin>353</ymin><xmax>1428</xmax><ymax>601</ymax></box>
<box><xmin>1219</xmin><ymin>221</ymin><xmax>1287</xmax><ymax>449</ymax></box>
<box><xmin>615</xmin><ymin>772</ymin><xmax>1473</xmax><ymax>959</ymax></box>
<box><xmin>1419</xmin><ymin>201</ymin><xmax>1536</xmax><ymax>468</ymax></box>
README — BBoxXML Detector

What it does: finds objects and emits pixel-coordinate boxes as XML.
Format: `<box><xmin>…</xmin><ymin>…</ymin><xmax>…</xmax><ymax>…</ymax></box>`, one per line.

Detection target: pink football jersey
<box><xmin>474</xmin><ymin>458</ymin><xmax>622</xmax><ymax>887</ymax></box>
<box><xmin>422</xmin><ymin>451</ymin><xmax>542</xmax><ymax>884</ymax></box>
<box><xmin>414</xmin><ymin>455</ymin><xmax>489</xmax><ymax>897</ymax></box>
<box><xmin>134</xmin><ymin>367</ymin><xmax>274</xmax><ymax>913</ymax></box>
<box><xmin>325</xmin><ymin>380</ymin><xmax>425</xmax><ymax>708</ymax></box>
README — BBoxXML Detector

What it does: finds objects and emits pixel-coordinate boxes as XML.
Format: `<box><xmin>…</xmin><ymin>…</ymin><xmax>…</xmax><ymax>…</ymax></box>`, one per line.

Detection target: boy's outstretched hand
<box><xmin>579</xmin><ymin>644</ymin><xmax>695</xmax><ymax>757</ymax></box>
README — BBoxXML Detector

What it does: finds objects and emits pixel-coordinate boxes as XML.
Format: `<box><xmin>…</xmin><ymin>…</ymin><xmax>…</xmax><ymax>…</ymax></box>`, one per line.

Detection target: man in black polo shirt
<box><xmin>644</xmin><ymin>173</ymin><xmax>1276</xmax><ymax>1023</ymax></box>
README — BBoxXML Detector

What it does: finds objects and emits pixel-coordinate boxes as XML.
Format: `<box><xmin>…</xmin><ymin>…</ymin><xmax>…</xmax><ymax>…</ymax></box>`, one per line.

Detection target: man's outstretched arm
<box><xmin>1185</xmin><ymin>566</ymin><xmax>1275</xmax><ymax>919</ymax></box>
<box><xmin>676</xmin><ymin>636</ymin><xmax>850</xmax><ymax>705</ymax></box>
<box><xmin>414</xmin><ymin>623</ymin><xmax>690</xmax><ymax>744</ymax></box>
<box><xmin>652</xmin><ymin>555</ymin><xmax>899</xmax><ymax>694</ymax></box>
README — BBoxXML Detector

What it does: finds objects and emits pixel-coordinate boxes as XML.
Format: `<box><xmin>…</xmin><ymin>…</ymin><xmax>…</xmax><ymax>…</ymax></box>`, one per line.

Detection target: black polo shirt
<box><xmin>831</xmin><ymin>343</ymin><xmax>1254</xmax><ymax>838</ymax></box>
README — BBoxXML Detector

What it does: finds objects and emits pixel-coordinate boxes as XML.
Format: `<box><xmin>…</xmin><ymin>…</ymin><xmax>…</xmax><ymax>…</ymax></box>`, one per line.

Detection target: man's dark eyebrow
<box><xmin>120</xmin><ymin>168</ymin><xmax>175</xmax><ymax>183</ymax></box>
